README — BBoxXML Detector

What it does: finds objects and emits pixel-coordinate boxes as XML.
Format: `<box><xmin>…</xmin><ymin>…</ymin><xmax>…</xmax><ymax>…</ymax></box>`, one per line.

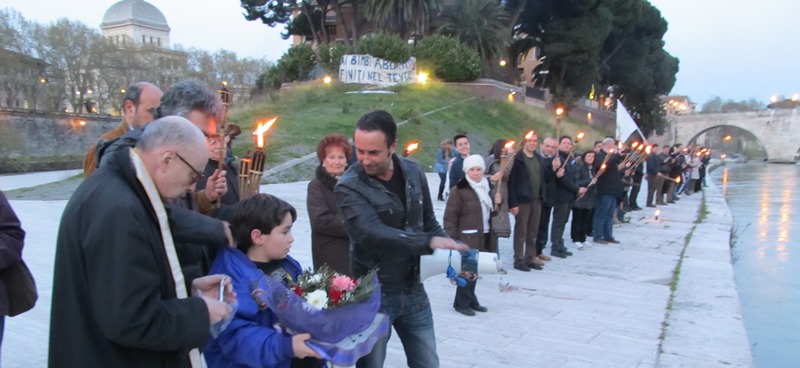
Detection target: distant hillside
<box><xmin>228</xmin><ymin>82</ymin><xmax>611</xmax><ymax>183</ymax></box>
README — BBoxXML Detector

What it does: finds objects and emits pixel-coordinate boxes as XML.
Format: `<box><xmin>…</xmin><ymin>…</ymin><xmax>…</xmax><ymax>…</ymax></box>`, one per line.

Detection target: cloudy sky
<box><xmin>5</xmin><ymin>0</ymin><xmax>799</xmax><ymax>105</ymax></box>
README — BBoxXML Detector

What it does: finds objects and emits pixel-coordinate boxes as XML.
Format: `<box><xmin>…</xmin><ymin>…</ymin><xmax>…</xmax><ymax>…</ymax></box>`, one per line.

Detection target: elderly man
<box><xmin>507</xmin><ymin>131</ymin><xmax>548</xmax><ymax>271</ymax></box>
<box><xmin>50</xmin><ymin>117</ymin><xmax>235</xmax><ymax>368</ymax></box>
<box><xmin>83</xmin><ymin>82</ymin><xmax>162</xmax><ymax>176</ymax></box>
<box><xmin>335</xmin><ymin>110</ymin><xmax>465</xmax><ymax>368</ymax></box>
<box><xmin>593</xmin><ymin>137</ymin><xmax>625</xmax><ymax>244</ymax></box>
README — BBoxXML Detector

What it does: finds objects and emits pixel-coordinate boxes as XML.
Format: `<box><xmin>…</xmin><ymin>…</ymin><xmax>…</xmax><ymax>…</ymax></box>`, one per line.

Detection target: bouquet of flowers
<box><xmin>252</xmin><ymin>266</ymin><xmax>389</xmax><ymax>365</ymax></box>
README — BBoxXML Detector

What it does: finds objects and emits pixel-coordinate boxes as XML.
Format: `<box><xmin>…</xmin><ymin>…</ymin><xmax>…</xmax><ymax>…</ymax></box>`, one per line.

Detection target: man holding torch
<box><xmin>507</xmin><ymin>131</ymin><xmax>548</xmax><ymax>271</ymax></box>
<box><xmin>592</xmin><ymin>138</ymin><xmax>625</xmax><ymax>245</ymax></box>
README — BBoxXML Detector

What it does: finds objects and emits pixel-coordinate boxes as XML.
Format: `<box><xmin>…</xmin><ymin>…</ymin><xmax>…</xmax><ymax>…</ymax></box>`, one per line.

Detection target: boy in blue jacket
<box><xmin>204</xmin><ymin>194</ymin><xmax>323</xmax><ymax>368</ymax></box>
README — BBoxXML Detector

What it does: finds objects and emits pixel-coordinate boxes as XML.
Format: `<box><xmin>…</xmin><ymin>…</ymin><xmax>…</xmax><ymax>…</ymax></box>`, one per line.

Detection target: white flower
<box><xmin>308</xmin><ymin>273</ymin><xmax>324</xmax><ymax>284</ymax></box>
<box><xmin>305</xmin><ymin>289</ymin><xmax>329</xmax><ymax>310</ymax></box>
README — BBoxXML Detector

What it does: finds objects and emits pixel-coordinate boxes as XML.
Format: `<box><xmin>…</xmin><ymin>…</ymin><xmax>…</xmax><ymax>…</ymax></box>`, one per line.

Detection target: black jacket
<box><xmin>307</xmin><ymin>165</ymin><xmax>351</xmax><ymax>275</ymax></box>
<box><xmin>50</xmin><ymin>147</ymin><xmax>211</xmax><ymax>368</ymax></box>
<box><xmin>594</xmin><ymin>150</ymin><xmax>624</xmax><ymax>196</ymax></box>
<box><xmin>335</xmin><ymin>155</ymin><xmax>446</xmax><ymax>293</ymax></box>
<box><xmin>507</xmin><ymin>150</ymin><xmax>548</xmax><ymax>209</ymax></box>
<box><xmin>572</xmin><ymin>161</ymin><xmax>596</xmax><ymax>209</ymax></box>
<box><xmin>554</xmin><ymin>151</ymin><xmax>580</xmax><ymax>203</ymax></box>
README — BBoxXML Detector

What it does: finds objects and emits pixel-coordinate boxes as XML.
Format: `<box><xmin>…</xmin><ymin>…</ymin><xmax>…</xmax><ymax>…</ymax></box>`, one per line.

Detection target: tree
<box><xmin>364</xmin><ymin>0</ymin><xmax>443</xmax><ymax>40</ymax></box>
<box><xmin>437</xmin><ymin>0</ymin><xmax>510</xmax><ymax>76</ymax></box>
<box><xmin>240</xmin><ymin>0</ymin><xmax>295</xmax><ymax>26</ymax></box>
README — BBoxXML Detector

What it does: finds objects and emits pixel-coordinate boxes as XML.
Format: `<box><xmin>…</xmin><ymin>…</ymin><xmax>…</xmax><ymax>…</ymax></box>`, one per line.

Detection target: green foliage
<box><xmin>257</xmin><ymin>44</ymin><xmax>317</xmax><ymax>92</ymax></box>
<box><xmin>437</xmin><ymin>0</ymin><xmax>510</xmax><ymax>75</ymax></box>
<box><xmin>413</xmin><ymin>35</ymin><xmax>481</xmax><ymax>82</ymax></box>
<box><xmin>364</xmin><ymin>0</ymin><xmax>443</xmax><ymax>40</ymax></box>
<box><xmin>240</xmin><ymin>0</ymin><xmax>294</xmax><ymax>26</ymax></box>
<box><xmin>355</xmin><ymin>33</ymin><xmax>410</xmax><ymax>63</ymax></box>
<box><xmin>317</xmin><ymin>44</ymin><xmax>350</xmax><ymax>75</ymax></box>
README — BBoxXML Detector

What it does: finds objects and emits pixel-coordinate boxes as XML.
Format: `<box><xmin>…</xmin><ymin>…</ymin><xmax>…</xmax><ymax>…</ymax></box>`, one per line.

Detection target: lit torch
<box><xmin>566</xmin><ymin>131</ymin><xmax>585</xmax><ymax>161</ymax></box>
<box><xmin>240</xmin><ymin>117</ymin><xmax>277</xmax><ymax>199</ymax></box>
<box><xmin>402</xmin><ymin>142</ymin><xmax>419</xmax><ymax>157</ymax></box>
<box><xmin>494</xmin><ymin>140</ymin><xmax>516</xmax><ymax>211</ymax></box>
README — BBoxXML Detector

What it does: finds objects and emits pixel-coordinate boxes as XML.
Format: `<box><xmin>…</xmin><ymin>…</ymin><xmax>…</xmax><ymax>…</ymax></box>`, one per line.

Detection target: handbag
<box><xmin>2</xmin><ymin>260</ymin><xmax>38</xmax><ymax>317</ymax></box>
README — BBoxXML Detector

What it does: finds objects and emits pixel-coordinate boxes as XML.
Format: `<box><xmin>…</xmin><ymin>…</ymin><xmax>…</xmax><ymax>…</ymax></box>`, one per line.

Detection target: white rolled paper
<box><xmin>419</xmin><ymin>249</ymin><xmax>500</xmax><ymax>282</ymax></box>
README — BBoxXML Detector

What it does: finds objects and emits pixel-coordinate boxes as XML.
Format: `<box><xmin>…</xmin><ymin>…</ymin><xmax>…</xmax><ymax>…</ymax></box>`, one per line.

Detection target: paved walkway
<box><xmin>2</xmin><ymin>173</ymin><xmax>752</xmax><ymax>367</ymax></box>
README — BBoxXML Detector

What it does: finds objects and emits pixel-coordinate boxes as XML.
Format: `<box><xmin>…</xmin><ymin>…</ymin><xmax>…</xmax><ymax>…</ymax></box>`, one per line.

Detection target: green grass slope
<box><xmin>228</xmin><ymin>82</ymin><xmax>611</xmax><ymax>182</ymax></box>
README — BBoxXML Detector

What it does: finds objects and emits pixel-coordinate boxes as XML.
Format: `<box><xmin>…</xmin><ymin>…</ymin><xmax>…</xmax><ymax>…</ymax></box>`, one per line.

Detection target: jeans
<box><xmin>593</xmin><ymin>194</ymin><xmax>617</xmax><ymax>241</ymax></box>
<box><xmin>356</xmin><ymin>284</ymin><xmax>439</xmax><ymax>368</ymax></box>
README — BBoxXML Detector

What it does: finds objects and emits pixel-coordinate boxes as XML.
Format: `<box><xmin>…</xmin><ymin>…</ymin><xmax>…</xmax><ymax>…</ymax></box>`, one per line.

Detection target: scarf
<box><xmin>467</xmin><ymin>176</ymin><xmax>492</xmax><ymax>232</ymax></box>
<box><xmin>130</xmin><ymin>149</ymin><xmax>204</xmax><ymax>368</ymax></box>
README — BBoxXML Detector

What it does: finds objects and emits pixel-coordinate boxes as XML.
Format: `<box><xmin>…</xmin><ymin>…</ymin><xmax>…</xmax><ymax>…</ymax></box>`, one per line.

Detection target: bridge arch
<box><xmin>669</xmin><ymin>110</ymin><xmax>800</xmax><ymax>162</ymax></box>
<box><xmin>687</xmin><ymin>124</ymin><xmax>767</xmax><ymax>159</ymax></box>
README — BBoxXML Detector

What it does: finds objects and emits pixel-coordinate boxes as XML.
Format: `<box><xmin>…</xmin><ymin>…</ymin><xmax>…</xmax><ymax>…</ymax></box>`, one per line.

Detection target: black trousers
<box><xmin>453</xmin><ymin>278</ymin><xmax>480</xmax><ymax>310</ymax></box>
<box><xmin>570</xmin><ymin>207</ymin><xmax>593</xmax><ymax>242</ymax></box>
<box><xmin>629</xmin><ymin>175</ymin><xmax>643</xmax><ymax>207</ymax></box>
<box><xmin>437</xmin><ymin>172</ymin><xmax>446</xmax><ymax>199</ymax></box>
<box><xmin>550</xmin><ymin>202</ymin><xmax>572</xmax><ymax>250</ymax></box>
<box><xmin>536</xmin><ymin>204</ymin><xmax>553</xmax><ymax>253</ymax></box>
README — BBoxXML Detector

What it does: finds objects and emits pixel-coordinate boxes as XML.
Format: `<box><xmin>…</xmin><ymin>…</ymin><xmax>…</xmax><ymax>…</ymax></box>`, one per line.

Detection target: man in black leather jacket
<box><xmin>335</xmin><ymin>110</ymin><xmax>465</xmax><ymax>368</ymax></box>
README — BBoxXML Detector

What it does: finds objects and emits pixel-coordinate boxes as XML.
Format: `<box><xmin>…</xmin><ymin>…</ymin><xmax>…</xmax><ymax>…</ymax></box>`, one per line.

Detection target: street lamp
<box><xmin>724</xmin><ymin>135</ymin><xmax>732</xmax><ymax>141</ymax></box>
<box><xmin>499</xmin><ymin>59</ymin><xmax>507</xmax><ymax>67</ymax></box>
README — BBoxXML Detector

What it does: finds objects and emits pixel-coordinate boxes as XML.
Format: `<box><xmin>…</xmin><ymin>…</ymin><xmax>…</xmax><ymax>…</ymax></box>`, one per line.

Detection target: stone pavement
<box><xmin>2</xmin><ymin>173</ymin><xmax>752</xmax><ymax>367</ymax></box>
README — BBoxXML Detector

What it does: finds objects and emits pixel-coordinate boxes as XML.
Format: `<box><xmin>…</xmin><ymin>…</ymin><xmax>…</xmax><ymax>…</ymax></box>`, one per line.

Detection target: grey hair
<box><xmin>136</xmin><ymin>116</ymin><xmax>206</xmax><ymax>152</ymax></box>
<box><xmin>602</xmin><ymin>137</ymin><xmax>616</xmax><ymax>147</ymax></box>
<box><xmin>154</xmin><ymin>79</ymin><xmax>221</xmax><ymax>120</ymax></box>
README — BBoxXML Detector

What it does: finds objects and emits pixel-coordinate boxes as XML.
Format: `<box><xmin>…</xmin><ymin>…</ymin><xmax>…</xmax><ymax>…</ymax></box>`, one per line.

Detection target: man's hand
<box><xmin>204</xmin><ymin>169</ymin><xmax>228</xmax><ymax>203</ymax></box>
<box><xmin>200</xmin><ymin>296</ymin><xmax>233</xmax><ymax>325</ymax></box>
<box><xmin>192</xmin><ymin>274</ymin><xmax>237</xmax><ymax>303</ymax></box>
<box><xmin>578</xmin><ymin>187</ymin><xmax>587</xmax><ymax>196</ymax></box>
<box><xmin>556</xmin><ymin>167</ymin><xmax>565</xmax><ymax>178</ymax></box>
<box><xmin>510</xmin><ymin>207</ymin><xmax>519</xmax><ymax>216</ymax></box>
<box><xmin>552</xmin><ymin>156</ymin><xmax>562</xmax><ymax>170</ymax></box>
<box><xmin>494</xmin><ymin>192</ymin><xmax>502</xmax><ymax>204</ymax></box>
<box><xmin>489</xmin><ymin>171</ymin><xmax>502</xmax><ymax>183</ymax></box>
<box><xmin>292</xmin><ymin>333</ymin><xmax>322</xmax><ymax>359</ymax></box>
<box><xmin>429</xmin><ymin>236</ymin><xmax>468</xmax><ymax>251</ymax></box>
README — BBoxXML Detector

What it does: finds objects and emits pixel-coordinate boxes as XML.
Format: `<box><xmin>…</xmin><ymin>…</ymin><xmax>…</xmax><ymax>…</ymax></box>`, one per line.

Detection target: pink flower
<box><xmin>331</xmin><ymin>275</ymin><xmax>357</xmax><ymax>291</ymax></box>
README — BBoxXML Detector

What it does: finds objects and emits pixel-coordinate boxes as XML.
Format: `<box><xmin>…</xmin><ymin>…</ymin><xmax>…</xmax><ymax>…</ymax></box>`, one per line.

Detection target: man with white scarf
<box><xmin>443</xmin><ymin>154</ymin><xmax>499</xmax><ymax>316</ymax></box>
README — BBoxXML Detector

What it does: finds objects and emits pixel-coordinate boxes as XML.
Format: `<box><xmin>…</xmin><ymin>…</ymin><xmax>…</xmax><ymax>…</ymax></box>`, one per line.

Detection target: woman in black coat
<box><xmin>571</xmin><ymin>151</ymin><xmax>596</xmax><ymax>248</ymax></box>
<box><xmin>307</xmin><ymin>133</ymin><xmax>352</xmax><ymax>275</ymax></box>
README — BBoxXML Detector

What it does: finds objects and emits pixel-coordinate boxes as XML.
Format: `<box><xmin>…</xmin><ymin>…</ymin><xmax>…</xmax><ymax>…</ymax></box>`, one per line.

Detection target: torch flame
<box><xmin>253</xmin><ymin>117</ymin><xmax>277</xmax><ymax>148</ymax></box>
<box><xmin>504</xmin><ymin>140</ymin><xmax>515</xmax><ymax>149</ymax></box>
<box><xmin>631</xmin><ymin>142</ymin><xmax>639</xmax><ymax>149</ymax></box>
<box><xmin>675</xmin><ymin>176</ymin><xmax>681</xmax><ymax>183</ymax></box>
<box><xmin>406</xmin><ymin>142</ymin><xmax>419</xmax><ymax>153</ymax></box>
<box><xmin>645</xmin><ymin>146</ymin><xmax>652</xmax><ymax>154</ymax></box>
<box><xmin>618</xmin><ymin>142</ymin><xmax>623</xmax><ymax>150</ymax></box>
<box><xmin>600</xmin><ymin>163</ymin><xmax>607</xmax><ymax>170</ymax></box>
<box><xmin>524</xmin><ymin>130</ymin><xmax>535</xmax><ymax>140</ymax></box>
<box><xmin>576</xmin><ymin>132</ymin><xmax>585</xmax><ymax>140</ymax></box>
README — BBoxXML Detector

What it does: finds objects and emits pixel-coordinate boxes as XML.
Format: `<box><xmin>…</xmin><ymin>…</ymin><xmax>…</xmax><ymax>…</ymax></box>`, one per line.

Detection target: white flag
<box><xmin>616</xmin><ymin>101</ymin><xmax>645</xmax><ymax>142</ymax></box>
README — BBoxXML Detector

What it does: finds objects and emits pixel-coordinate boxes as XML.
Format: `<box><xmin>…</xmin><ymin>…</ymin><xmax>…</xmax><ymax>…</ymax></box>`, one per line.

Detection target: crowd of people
<box><xmin>0</xmin><ymin>76</ymin><xmax>713</xmax><ymax>368</ymax></box>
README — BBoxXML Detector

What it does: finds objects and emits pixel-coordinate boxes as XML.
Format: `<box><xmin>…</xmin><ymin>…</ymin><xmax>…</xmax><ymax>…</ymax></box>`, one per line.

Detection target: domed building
<box><xmin>101</xmin><ymin>0</ymin><xmax>171</xmax><ymax>48</ymax></box>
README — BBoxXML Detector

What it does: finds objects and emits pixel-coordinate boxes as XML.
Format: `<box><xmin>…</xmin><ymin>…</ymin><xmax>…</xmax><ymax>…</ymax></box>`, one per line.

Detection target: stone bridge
<box><xmin>670</xmin><ymin>109</ymin><xmax>800</xmax><ymax>162</ymax></box>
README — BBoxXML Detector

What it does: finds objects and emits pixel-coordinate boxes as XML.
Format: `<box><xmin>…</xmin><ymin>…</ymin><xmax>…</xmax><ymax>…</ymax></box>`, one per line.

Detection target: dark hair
<box><xmin>154</xmin><ymin>79</ymin><xmax>221</xmax><ymax>120</ymax></box>
<box><xmin>582</xmin><ymin>150</ymin><xmax>596</xmax><ymax>162</ymax></box>
<box><xmin>123</xmin><ymin>83</ymin><xmax>144</xmax><ymax>106</ymax></box>
<box><xmin>651</xmin><ymin>143</ymin><xmax>659</xmax><ymax>148</ymax></box>
<box><xmin>453</xmin><ymin>133</ymin><xmax>469</xmax><ymax>146</ymax></box>
<box><xmin>490</xmin><ymin>139</ymin><xmax>506</xmax><ymax>158</ymax></box>
<box><xmin>231</xmin><ymin>194</ymin><xmax>297</xmax><ymax>253</ymax></box>
<box><xmin>558</xmin><ymin>135</ymin><xmax>572</xmax><ymax>145</ymax></box>
<box><xmin>356</xmin><ymin>110</ymin><xmax>397</xmax><ymax>148</ymax></box>
<box><xmin>594</xmin><ymin>140</ymin><xmax>602</xmax><ymax>146</ymax></box>
<box><xmin>316</xmin><ymin>133</ymin><xmax>351</xmax><ymax>163</ymax></box>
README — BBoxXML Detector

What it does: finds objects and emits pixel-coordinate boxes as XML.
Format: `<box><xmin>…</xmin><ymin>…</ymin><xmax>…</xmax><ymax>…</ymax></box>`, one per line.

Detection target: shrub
<box><xmin>256</xmin><ymin>44</ymin><xmax>317</xmax><ymax>92</ymax></box>
<box><xmin>413</xmin><ymin>35</ymin><xmax>481</xmax><ymax>82</ymax></box>
<box><xmin>317</xmin><ymin>43</ymin><xmax>350</xmax><ymax>75</ymax></box>
<box><xmin>355</xmin><ymin>33</ymin><xmax>410</xmax><ymax>62</ymax></box>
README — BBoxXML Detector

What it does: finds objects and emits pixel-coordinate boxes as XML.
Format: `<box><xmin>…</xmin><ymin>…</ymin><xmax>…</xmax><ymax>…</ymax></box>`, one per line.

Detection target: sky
<box><xmin>4</xmin><ymin>0</ymin><xmax>799</xmax><ymax>105</ymax></box>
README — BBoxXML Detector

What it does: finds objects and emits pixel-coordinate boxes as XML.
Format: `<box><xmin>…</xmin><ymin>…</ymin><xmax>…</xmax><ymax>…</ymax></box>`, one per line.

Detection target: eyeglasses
<box><xmin>203</xmin><ymin>131</ymin><xmax>221</xmax><ymax>145</ymax></box>
<box><xmin>175</xmin><ymin>152</ymin><xmax>203</xmax><ymax>184</ymax></box>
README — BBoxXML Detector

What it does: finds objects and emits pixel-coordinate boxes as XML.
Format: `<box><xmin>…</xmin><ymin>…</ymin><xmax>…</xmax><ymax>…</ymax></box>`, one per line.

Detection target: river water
<box><xmin>711</xmin><ymin>163</ymin><xmax>800</xmax><ymax>367</ymax></box>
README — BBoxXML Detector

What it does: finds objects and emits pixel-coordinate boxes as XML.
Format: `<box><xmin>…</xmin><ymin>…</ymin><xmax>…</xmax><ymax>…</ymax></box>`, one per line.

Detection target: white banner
<box><xmin>338</xmin><ymin>54</ymin><xmax>417</xmax><ymax>86</ymax></box>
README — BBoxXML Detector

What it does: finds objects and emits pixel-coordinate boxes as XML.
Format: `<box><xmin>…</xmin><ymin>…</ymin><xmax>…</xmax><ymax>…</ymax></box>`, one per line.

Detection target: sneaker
<box><xmin>573</xmin><ymin>241</ymin><xmax>585</xmax><ymax>250</ymax></box>
<box><xmin>582</xmin><ymin>241</ymin><xmax>592</xmax><ymax>248</ymax></box>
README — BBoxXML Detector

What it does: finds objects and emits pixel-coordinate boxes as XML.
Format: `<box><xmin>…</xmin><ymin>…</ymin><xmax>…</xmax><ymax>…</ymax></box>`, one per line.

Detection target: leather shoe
<box><xmin>455</xmin><ymin>308</ymin><xmax>476</xmax><ymax>316</ymax></box>
<box><xmin>532</xmin><ymin>257</ymin><xmax>546</xmax><ymax>266</ymax></box>
<box><xmin>594</xmin><ymin>239</ymin><xmax>609</xmax><ymax>245</ymax></box>
<box><xmin>550</xmin><ymin>251</ymin><xmax>568</xmax><ymax>258</ymax></box>
<box><xmin>513</xmin><ymin>263</ymin><xmax>531</xmax><ymax>272</ymax></box>
<box><xmin>632</xmin><ymin>206</ymin><xmax>643</xmax><ymax>211</ymax></box>
<box><xmin>605</xmin><ymin>238</ymin><xmax>620</xmax><ymax>244</ymax></box>
<box><xmin>646</xmin><ymin>204</ymin><xmax>656</xmax><ymax>208</ymax></box>
<box><xmin>470</xmin><ymin>305</ymin><xmax>488</xmax><ymax>313</ymax></box>
<box><xmin>537</xmin><ymin>254</ymin><xmax>552</xmax><ymax>261</ymax></box>
<box><xmin>527</xmin><ymin>263</ymin><xmax>544</xmax><ymax>270</ymax></box>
